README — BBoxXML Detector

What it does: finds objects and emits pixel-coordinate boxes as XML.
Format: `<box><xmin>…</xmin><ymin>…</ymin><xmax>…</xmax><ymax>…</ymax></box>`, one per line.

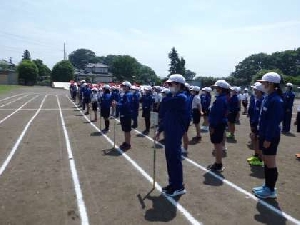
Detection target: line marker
<box><xmin>57</xmin><ymin>96</ymin><xmax>90</xmax><ymax>225</ymax></box>
<box><xmin>117</xmin><ymin>120</ymin><xmax>300</xmax><ymax>225</ymax></box>
<box><xmin>0</xmin><ymin>95</ymin><xmax>47</xmax><ymax>177</ymax></box>
<box><xmin>0</xmin><ymin>93</ymin><xmax>25</xmax><ymax>103</ymax></box>
<box><xmin>0</xmin><ymin>96</ymin><xmax>39</xmax><ymax>125</ymax></box>
<box><xmin>67</xmin><ymin>95</ymin><xmax>202</xmax><ymax>225</ymax></box>
<box><xmin>0</xmin><ymin>95</ymin><xmax>29</xmax><ymax>108</ymax></box>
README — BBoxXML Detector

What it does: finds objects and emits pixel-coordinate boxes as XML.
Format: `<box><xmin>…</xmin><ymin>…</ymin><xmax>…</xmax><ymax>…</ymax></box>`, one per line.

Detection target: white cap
<box><xmin>251</xmin><ymin>82</ymin><xmax>261</xmax><ymax>88</ymax></box>
<box><xmin>244</xmin><ymin>88</ymin><xmax>248</xmax><ymax>91</ymax></box>
<box><xmin>286</xmin><ymin>82</ymin><xmax>293</xmax><ymax>87</ymax></box>
<box><xmin>80</xmin><ymin>80</ymin><xmax>86</xmax><ymax>83</ymax></box>
<box><xmin>185</xmin><ymin>82</ymin><xmax>190</xmax><ymax>88</ymax></box>
<box><xmin>82</xmin><ymin>83</ymin><xmax>87</xmax><ymax>87</ymax></box>
<box><xmin>189</xmin><ymin>85</ymin><xmax>194</xmax><ymax>90</ymax></box>
<box><xmin>166</xmin><ymin>74</ymin><xmax>186</xmax><ymax>85</ymax></box>
<box><xmin>230</xmin><ymin>86</ymin><xmax>238</xmax><ymax>92</ymax></box>
<box><xmin>192</xmin><ymin>86</ymin><xmax>201</xmax><ymax>92</ymax></box>
<box><xmin>103</xmin><ymin>84</ymin><xmax>110</xmax><ymax>89</ymax></box>
<box><xmin>201</xmin><ymin>87</ymin><xmax>205</xmax><ymax>91</ymax></box>
<box><xmin>92</xmin><ymin>87</ymin><xmax>98</xmax><ymax>91</ymax></box>
<box><xmin>121</xmin><ymin>81</ymin><xmax>132</xmax><ymax>88</ymax></box>
<box><xmin>212</xmin><ymin>80</ymin><xmax>230</xmax><ymax>89</ymax></box>
<box><xmin>144</xmin><ymin>86</ymin><xmax>152</xmax><ymax>91</ymax></box>
<box><xmin>205</xmin><ymin>87</ymin><xmax>212</xmax><ymax>92</ymax></box>
<box><xmin>252</xmin><ymin>82</ymin><xmax>265</xmax><ymax>92</ymax></box>
<box><xmin>257</xmin><ymin>72</ymin><xmax>281</xmax><ymax>84</ymax></box>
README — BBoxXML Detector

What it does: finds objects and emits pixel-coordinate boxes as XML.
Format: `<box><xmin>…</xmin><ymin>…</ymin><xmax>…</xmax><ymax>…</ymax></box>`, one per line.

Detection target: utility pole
<box><xmin>64</xmin><ymin>42</ymin><xmax>66</xmax><ymax>60</ymax></box>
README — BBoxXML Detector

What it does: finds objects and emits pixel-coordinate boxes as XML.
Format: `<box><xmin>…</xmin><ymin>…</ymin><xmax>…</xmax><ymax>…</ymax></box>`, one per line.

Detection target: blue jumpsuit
<box><xmin>111</xmin><ymin>90</ymin><xmax>121</xmax><ymax>117</ymax></box>
<box><xmin>282</xmin><ymin>90</ymin><xmax>295</xmax><ymax>132</ymax></box>
<box><xmin>131</xmin><ymin>91</ymin><xmax>140</xmax><ymax>128</ymax></box>
<box><xmin>227</xmin><ymin>94</ymin><xmax>239</xmax><ymax>123</ymax></box>
<box><xmin>158</xmin><ymin>92</ymin><xmax>188</xmax><ymax>190</ymax></box>
<box><xmin>250</xmin><ymin>95</ymin><xmax>264</xmax><ymax>133</ymax></box>
<box><xmin>119</xmin><ymin>91</ymin><xmax>133</xmax><ymax>132</ymax></box>
<box><xmin>248</xmin><ymin>94</ymin><xmax>255</xmax><ymax>124</ymax></box>
<box><xmin>141</xmin><ymin>93</ymin><xmax>154</xmax><ymax>131</ymax></box>
<box><xmin>100</xmin><ymin>93</ymin><xmax>112</xmax><ymax>130</ymax></box>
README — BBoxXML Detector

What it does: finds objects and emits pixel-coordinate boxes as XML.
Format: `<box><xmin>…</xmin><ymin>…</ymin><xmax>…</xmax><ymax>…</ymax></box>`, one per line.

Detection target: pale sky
<box><xmin>1</xmin><ymin>0</ymin><xmax>300</xmax><ymax>77</ymax></box>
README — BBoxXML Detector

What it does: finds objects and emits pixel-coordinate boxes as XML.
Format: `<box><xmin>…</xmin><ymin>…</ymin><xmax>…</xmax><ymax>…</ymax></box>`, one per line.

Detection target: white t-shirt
<box><xmin>192</xmin><ymin>95</ymin><xmax>201</xmax><ymax>109</ymax></box>
<box><xmin>154</xmin><ymin>93</ymin><xmax>162</xmax><ymax>103</ymax></box>
<box><xmin>91</xmin><ymin>93</ymin><xmax>98</xmax><ymax>102</ymax></box>
<box><xmin>239</xmin><ymin>93</ymin><xmax>249</xmax><ymax>101</ymax></box>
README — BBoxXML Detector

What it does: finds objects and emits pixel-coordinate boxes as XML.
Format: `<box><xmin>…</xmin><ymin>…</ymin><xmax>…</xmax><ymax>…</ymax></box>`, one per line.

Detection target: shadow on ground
<box><xmin>137</xmin><ymin>193</ymin><xmax>178</xmax><ymax>223</ymax></box>
<box><xmin>203</xmin><ymin>172</ymin><xmax>224</xmax><ymax>186</ymax></box>
<box><xmin>254</xmin><ymin>200</ymin><xmax>287</xmax><ymax>225</ymax></box>
<box><xmin>90</xmin><ymin>132</ymin><xmax>102</xmax><ymax>137</ymax></box>
<box><xmin>249</xmin><ymin>165</ymin><xmax>265</xmax><ymax>179</ymax></box>
<box><xmin>102</xmin><ymin>148</ymin><xmax>121</xmax><ymax>157</ymax></box>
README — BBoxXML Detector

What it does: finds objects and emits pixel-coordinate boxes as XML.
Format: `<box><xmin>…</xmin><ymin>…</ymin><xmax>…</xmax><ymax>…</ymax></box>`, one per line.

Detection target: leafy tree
<box><xmin>22</xmin><ymin>50</ymin><xmax>31</xmax><ymax>61</ymax></box>
<box><xmin>111</xmin><ymin>55</ymin><xmax>139</xmax><ymax>82</ymax></box>
<box><xmin>136</xmin><ymin>65</ymin><xmax>160</xmax><ymax>85</ymax></box>
<box><xmin>168</xmin><ymin>47</ymin><xmax>186</xmax><ymax>77</ymax></box>
<box><xmin>185</xmin><ymin>69</ymin><xmax>196</xmax><ymax>80</ymax></box>
<box><xmin>68</xmin><ymin>49</ymin><xmax>96</xmax><ymax>69</ymax></box>
<box><xmin>51</xmin><ymin>60</ymin><xmax>74</xmax><ymax>82</ymax></box>
<box><xmin>17</xmin><ymin>60</ymin><xmax>38</xmax><ymax>85</ymax></box>
<box><xmin>33</xmin><ymin>59</ymin><xmax>51</xmax><ymax>79</ymax></box>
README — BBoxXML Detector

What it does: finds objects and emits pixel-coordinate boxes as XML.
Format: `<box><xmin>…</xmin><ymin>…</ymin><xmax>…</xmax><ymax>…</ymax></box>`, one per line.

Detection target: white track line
<box><xmin>0</xmin><ymin>108</ymin><xmax>78</xmax><ymax>111</ymax></box>
<box><xmin>57</xmin><ymin>96</ymin><xmax>90</xmax><ymax>225</ymax></box>
<box><xmin>66</xmin><ymin>96</ymin><xmax>202</xmax><ymax>225</ymax></box>
<box><xmin>0</xmin><ymin>95</ymin><xmax>39</xmax><ymax>125</ymax></box>
<box><xmin>0</xmin><ymin>94</ymin><xmax>29</xmax><ymax>108</ymax></box>
<box><xmin>116</xmin><ymin>120</ymin><xmax>300</xmax><ymax>225</ymax></box>
<box><xmin>0</xmin><ymin>95</ymin><xmax>47</xmax><ymax>177</ymax></box>
<box><xmin>0</xmin><ymin>93</ymin><xmax>25</xmax><ymax>103</ymax></box>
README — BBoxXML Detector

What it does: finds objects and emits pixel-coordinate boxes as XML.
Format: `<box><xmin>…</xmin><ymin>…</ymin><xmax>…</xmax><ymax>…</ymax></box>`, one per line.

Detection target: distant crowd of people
<box><xmin>69</xmin><ymin>71</ymin><xmax>299</xmax><ymax>198</ymax></box>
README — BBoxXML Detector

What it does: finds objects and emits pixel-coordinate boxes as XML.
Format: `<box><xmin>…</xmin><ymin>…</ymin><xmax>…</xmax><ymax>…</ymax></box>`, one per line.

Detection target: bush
<box><xmin>17</xmin><ymin>60</ymin><xmax>38</xmax><ymax>85</ymax></box>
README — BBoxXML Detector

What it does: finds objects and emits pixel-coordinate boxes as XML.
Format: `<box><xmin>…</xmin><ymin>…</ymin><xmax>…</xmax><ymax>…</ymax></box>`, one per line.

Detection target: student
<box><xmin>83</xmin><ymin>84</ymin><xmax>92</xmax><ymax>115</ymax></box>
<box><xmin>282</xmin><ymin>83</ymin><xmax>295</xmax><ymax>133</ymax></box>
<box><xmin>119</xmin><ymin>81</ymin><xmax>133</xmax><ymax>151</ymax></box>
<box><xmin>241</xmin><ymin>88</ymin><xmax>249</xmax><ymax>115</ymax></box>
<box><xmin>91</xmin><ymin>87</ymin><xmax>98</xmax><ymax>122</ymax></box>
<box><xmin>100</xmin><ymin>85</ymin><xmax>112</xmax><ymax>132</ymax></box>
<box><xmin>153</xmin><ymin>87</ymin><xmax>162</xmax><ymax>112</ymax></box>
<box><xmin>252</xmin><ymin>72</ymin><xmax>283</xmax><ymax>199</ymax></box>
<box><xmin>227</xmin><ymin>87</ymin><xmax>239</xmax><ymax>140</ymax></box>
<box><xmin>131</xmin><ymin>86</ymin><xmax>140</xmax><ymax>129</ymax></box>
<box><xmin>236</xmin><ymin>87</ymin><xmax>242</xmax><ymax>124</ymax></box>
<box><xmin>155</xmin><ymin>74</ymin><xmax>188</xmax><ymax>197</ymax></box>
<box><xmin>207</xmin><ymin>80</ymin><xmax>230</xmax><ymax>172</ymax></box>
<box><xmin>247</xmin><ymin>87</ymin><xmax>256</xmax><ymax>147</ymax></box>
<box><xmin>182</xmin><ymin>83</ymin><xmax>193</xmax><ymax>155</ymax></box>
<box><xmin>201</xmin><ymin>87</ymin><xmax>211</xmax><ymax>132</ymax></box>
<box><xmin>247</xmin><ymin>82</ymin><xmax>265</xmax><ymax>166</ymax></box>
<box><xmin>295</xmin><ymin>106</ymin><xmax>300</xmax><ymax>158</ymax></box>
<box><xmin>191</xmin><ymin>86</ymin><xmax>202</xmax><ymax>142</ymax></box>
<box><xmin>141</xmin><ymin>86</ymin><xmax>154</xmax><ymax>134</ymax></box>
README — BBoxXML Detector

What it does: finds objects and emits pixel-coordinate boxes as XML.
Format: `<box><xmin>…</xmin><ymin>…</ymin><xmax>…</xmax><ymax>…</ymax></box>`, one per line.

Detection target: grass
<box><xmin>0</xmin><ymin>85</ymin><xmax>20</xmax><ymax>95</ymax></box>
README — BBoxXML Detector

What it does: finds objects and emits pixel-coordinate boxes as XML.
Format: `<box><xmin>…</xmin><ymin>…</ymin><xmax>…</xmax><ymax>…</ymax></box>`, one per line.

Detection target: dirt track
<box><xmin>0</xmin><ymin>87</ymin><xmax>299</xmax><ymax>225</ymax></box>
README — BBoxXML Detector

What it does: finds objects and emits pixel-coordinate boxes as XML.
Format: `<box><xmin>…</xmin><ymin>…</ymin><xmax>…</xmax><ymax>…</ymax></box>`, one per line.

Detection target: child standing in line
<box><xmin>207</xmin><ymin>80</ymin><xmax>230</xmax><ymax>172</ymax></box>
<box><xmin>100</xmin><ymin>85</ymin><xmax>112</xmax><ymax>132</ymax></box>
<box><xmin>191</xmin><ymin>86</ymin><xmax>202</xmax><ymax>142</ymax></box>
<box><xmin>91</xmin><ymin>87</ymin><xmax>98</xmax><ymax>122</ymax></box>
<box><xmin>252</xmin><ymin>72</ymin><xmax>283</xmax><ymax>199</ymax></box>
<box><xmin>227</xmin><ymin>87</ymin><xmax>239</xmax><ymax>140</ymax></box>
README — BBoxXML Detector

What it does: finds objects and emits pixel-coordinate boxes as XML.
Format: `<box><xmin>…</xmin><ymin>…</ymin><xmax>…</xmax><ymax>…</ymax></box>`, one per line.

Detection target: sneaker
<box><xmin>192</xmin><ymin>136</ymin><xmax>202</xmax><ymax>142</ymax></box>
<box><xmin>142</xmin><ymin>130</ymin><xmax>149</xmax><ymax>135</ymax></box>
<box><xmin>247</xmin><ymin>155</ymin><xmax>258</xmax><ymax>162</ymax></box>
<box><xmin>207</xmin><ymin>163</ymin><xmax>225</xmax><ymax>172</ymax></box>
<box><xmin>226</xmin><ymin>133</ymin><xmax>235</xmax><ymax>139</ymax></box>
<box><xmin>84</xmin><ymin>112</ymin><xmax>89</xmax><ymax>115</ymax></box>
<box><xmin>249</xmin><ymin>159</ymin><xmax>263</xmax><ymax>166</ymax></box>
<box><xmin>252</xmin><ymin>185</ymin><xmax>277</xmax><ymax>193</ymax></box>
<box><xmin>165</xmin><ymin>186</ymin><xmax>186</xmax><ymax>197</ymax></box>
<box><xmin>162</xmin><ymin>184</ymin><xmax>172</xmax><ymax>193</ymax></box>
<box><xmin>120</xmin><ymin>142</ymin><xmax>131</xmax><ymax>151</ymax></box>
<box><xmin>255</xmin><ymin>186</ymin><xmax>277</xmax><ymax>199</ymax></box>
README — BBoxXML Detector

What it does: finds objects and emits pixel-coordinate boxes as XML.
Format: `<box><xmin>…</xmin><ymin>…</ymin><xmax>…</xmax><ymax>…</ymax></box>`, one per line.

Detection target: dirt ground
<box><xmin>0</xmin><ymin>86</ymin><xmax>299</xmax><ymax>225</ymax></box>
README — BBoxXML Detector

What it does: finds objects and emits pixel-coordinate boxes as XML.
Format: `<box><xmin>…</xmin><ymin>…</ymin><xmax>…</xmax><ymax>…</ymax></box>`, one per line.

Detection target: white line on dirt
<box><xmin>66</xmin><ymin>96</ymin><xmax>202</xmax><ymax>225</ymax></box>
<box><xmin>0</xmin><ymin>95</ymin><xmax>39</xmax><ymax>125</ymax></box>
<box><xmin>0</xmin><ymin>93</ymin><xmax>25</xmax><ymax>103</ymax></box>
<box><xmin>119</xmin><ymin>120</ymin><xmax>300</xmax><ymax>225</ymax></box>
<box><xmin>57</xmin><ymin>96</ymin><xmax>90</xmax><ymax>225</ymax></box>
<box><xmin>0</xmin><ymin>108</ymin><xmax>78</xmax><ymax>111</ymax></box>
<box><xmin>0</xmin><ymin>95</ymin><xmax>47</xmax><ymax>177</ymax></box>
<box><xmin>0</xmin><ymin>94</ymin><xmax>29</xmax><ymax>108</ymax></box>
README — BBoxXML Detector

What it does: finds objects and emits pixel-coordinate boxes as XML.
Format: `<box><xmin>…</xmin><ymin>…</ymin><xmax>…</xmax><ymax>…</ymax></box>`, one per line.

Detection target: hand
<box><xmin>263</xmin><ymin>141</ymin><xmax>271</xmax><ymax>149</ymax></box>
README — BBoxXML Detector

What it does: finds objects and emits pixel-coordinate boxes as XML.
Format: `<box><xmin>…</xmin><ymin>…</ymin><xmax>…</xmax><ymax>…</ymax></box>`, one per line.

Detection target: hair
<box><xmin>104</xmin><ymin>89</ymin><xmax>110</xmax><ymax>94</ymax></box>
<box><xmin>274</xmin><ymin>83</ymin><xmax>283</xmax><ymax>97</ymax></box>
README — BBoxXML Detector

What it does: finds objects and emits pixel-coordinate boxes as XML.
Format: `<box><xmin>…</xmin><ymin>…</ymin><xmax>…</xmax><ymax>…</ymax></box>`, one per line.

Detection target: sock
<box><xmin>264</xmin><ymin>165</ymin><xmax>268</xmax><ymax>187</ymax></box>
<box><xmin>268</xmin><ymin>167</ymin><xmax>278</xmax><ymax>192</ymax></box>
<box><xmin>105</xmin><ymin>120</ymin><xmax>109</xmax><ymax>130</ymax></box>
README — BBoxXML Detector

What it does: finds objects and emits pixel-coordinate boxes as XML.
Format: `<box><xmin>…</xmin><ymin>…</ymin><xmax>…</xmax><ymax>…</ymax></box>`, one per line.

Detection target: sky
<box><xmin>1</xmin><ymin>0</ymin><xmax>300</xmax><ymax>78</ymax></box>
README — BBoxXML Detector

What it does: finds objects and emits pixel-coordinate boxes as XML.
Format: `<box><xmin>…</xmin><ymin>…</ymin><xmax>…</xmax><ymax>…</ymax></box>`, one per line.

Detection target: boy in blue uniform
<box><xmin>100</xmin><ymin>85</ymin><xmax>112</xmax><ymax>132</ymax></box>
<box><xmin>282</xmin><ymin>82</ymin><xmax>295</xmax><ymax>133</ymax></box>
<box><xmin>119</xmin><ymin>82</ymin><xmax>133</xmax><ymax>151</ymax></box>
<box><xmin>141</xmin><ymin>86</ymin><xmax>154</xmax><ymax>134</ymax></box>
<box><xmin>207</xmin><ymin>80</ymin><xmax>230</xmax><ymax>172</ymax></box>
<box><xmin>246</xmin><ymin>82</ymin><xmax>265</xmax><ymax>166</ymax></box>
<box><xmin>227</xmin><ymin>87</ymin><xmax>239</xmax><ymax>139</ymax></box>
<box><xmin>155</xmin><ymin>74</ymin><xmax>188</xmax><ymax>197</ymax></box>
<box><xmin>83</xmin><ymin>84</ymin><xmax>92</xmax><ymax>115</ymax></box>
<box><xmin>131</xmin><ymin>86</ymin><xmax>140</xmax><ymax>129</ymax></box>
<box><xmin>253</xmin><ymin>72</ymin><xmax>283</xmax><ymax>199</ymax></box>
<box><xmin>200</xmin><ymin>87</ymin><xmax>211</xmax><ymax>131</ymax></box>
<box><xmin>182</xmin><ymin>83</ymin><xmax>193</xmax><ymax>155</ymax></box>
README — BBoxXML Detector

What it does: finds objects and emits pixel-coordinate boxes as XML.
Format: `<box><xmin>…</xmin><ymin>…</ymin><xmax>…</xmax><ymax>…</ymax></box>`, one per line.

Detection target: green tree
<box><xmin>168</xmin><ymin>47</ymin><xmax>186</xmax><ymax>77</ymax></box>
<box><xmin>33</xmin><ymin>59</ymin><xmax>51</xmax><ymax>80</ymax></box>
<box><xmin>111</xmin><ymin>55</ymin><xmax>139</xmax><ymax>82</ymax></box>
<box><xmin>68</xmin><ymin>49</ymin><xmax>96</xmax><ymax>69</ymax></box>
<box><xmin>136</xmin><ymin>65</ymin><xmax>160</xmax><ymax>85</ymax></box>
<box><xmin>22</xmin><ymin>50</ymin><xmax>31</xmax><ymax>61</ymax></box>
<box><xmin>17</xmin><ymin>60</ymin><xmax>38</xmax><ymax>85</ymax></box>
<box><xmin>185</xmin><ymin>69</ymin><xmax>196</xmax><ymax>80</ymax></box>
<box><xmin>51</xmin><ymin>60</ymin><xmax>74</xmax><ymax>82</ymax></box>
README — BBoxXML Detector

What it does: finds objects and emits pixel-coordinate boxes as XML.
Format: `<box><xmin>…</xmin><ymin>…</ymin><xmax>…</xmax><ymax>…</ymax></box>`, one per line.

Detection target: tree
<box><xmin>168</xmin><ymin>47</ymin><xmax>186</xmax><ymax>77</ymax></box>
<box><xmin>17</xmin><ymin>60</ymin><xmax>38</xmax><ymax>85</ymax></box>
<box><xmin>111</xmin><ymin>55</ymin><xmax>139</xmax><ymax>82</ymax></box>
<box><xmin>51</xmin><ymin>60</ymin><xmax>74</xmax><ymax>82</ymax></box>
<box><xmin>22</xmin><ymin>50</ymin><xmax>31</xmax><ymax>61</ymax></box>
<box><xmin>185</xmin><ymin>69</ymin><xmax>196</xmax><ymax>80</ymax></box>
<box><xmin>136</xmin><ymin>65</ymin><xmax>160</xmax><ymax>85</ymax></box>
<box><xmin>33</xmin><ymin>59</ymin><xmax>51</xmax><ymax>80</ymax></box>
<box><xmin>68</xmin><ymin>49</ymin><xmax>96</xmax><ymax>69</ymax></box>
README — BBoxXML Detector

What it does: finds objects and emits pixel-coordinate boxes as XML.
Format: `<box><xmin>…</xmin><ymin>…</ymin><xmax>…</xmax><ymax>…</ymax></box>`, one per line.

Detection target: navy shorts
<box><xmin>227</xmin><ymin>112</ymin><xmax>238</xmax><ymax>123</ymax></box>
<box><xmin>259</xmin><ymin>136</ymin><xmax>280</xmax><ymax>155</ymax></box>
<box><xmin>120</xmin><ymin>116</ymin><xmax>132</xmax><ymax>132</ymax></box>
<box><xmin>210</xmin><ymin>124</ymin><xmax>226</xmax><ymax>144</ymax></box>
<box><xmin>92</xmin><ymin>102</ymin><xmax>97</xmax><ymax>111</ymax></box>
<box><xmin>192</xmin><ymin>108</ymin><xmax>200</xmax><ymax>124</ymax></box>
<box><xmin>101</xmin><ymin>108</ymin><xmax>110</xmax><ymax>118</ymax></box>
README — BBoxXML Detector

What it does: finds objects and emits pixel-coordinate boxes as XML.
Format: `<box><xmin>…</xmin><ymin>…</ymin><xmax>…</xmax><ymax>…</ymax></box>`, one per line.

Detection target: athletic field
<box><xmin>0</xmin><ymin>86</ymin><xmax>299</xmax><ymax>225</ymax></box>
